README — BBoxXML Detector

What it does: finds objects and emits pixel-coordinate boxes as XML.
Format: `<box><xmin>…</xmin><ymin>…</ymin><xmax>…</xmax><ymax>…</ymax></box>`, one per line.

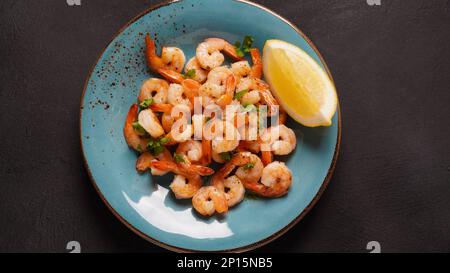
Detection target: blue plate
<box><xmin>80</xmin><ymin>0</ymin><xmax>340</xmax><ymax>252</ymax></box>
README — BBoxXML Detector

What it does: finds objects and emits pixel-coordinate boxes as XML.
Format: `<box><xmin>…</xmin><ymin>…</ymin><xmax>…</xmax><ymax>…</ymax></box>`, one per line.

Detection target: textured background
<box><xmin>0</xmin><ymin>0</ymin><xmax>449</xmax><ymax>253</ymax></box>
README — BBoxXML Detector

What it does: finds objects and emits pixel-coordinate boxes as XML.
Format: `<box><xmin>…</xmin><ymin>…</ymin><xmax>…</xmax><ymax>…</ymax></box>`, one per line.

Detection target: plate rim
<box><xmin>79</xmin><ymin>0</ymin><xmax>342</xmax><ymax>253</ymax></box>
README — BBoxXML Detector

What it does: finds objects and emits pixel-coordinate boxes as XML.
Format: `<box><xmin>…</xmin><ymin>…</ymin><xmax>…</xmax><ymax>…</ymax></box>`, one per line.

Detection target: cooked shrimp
<box><xmin>235</xmin><ymin>153</ymin><xmax>264</xmax><ymax>184</ymax></box>
<box><xmin>135</xmin><ymin>149</ymin><xmax>172</xmax><ymax>176</ymax></box>
<box><xmin>196</xmin><ymin>38</ymin><xmax>242</xmax><ymax>70</ymax></box>
<box><xmin>123</xmin><ymin>104</ymin><xmax>148</xmax><ymax>152</ymax></box>
<box><xmin>157</xmin><ymin>68</ymin><xmax>185</xmax><ymax>84</ymax></box>
<box><xmin>185</xmin><ymin>57</ymin><xmax>208</xmax><ymax>83</ymax></box>
<box><xmin>192</xmin><ymin>186</ymin><xmax>228</xmax><ymax>216</ymax></box>
<box><xmin>230</xmin><ymin>48</ymin><xmax>262</xmax><ymax>81</ymax></box>
<box><xmin>244</xmin><ymin>161</ymin><xmax>292</xmax><ymax>198</ymax></box>
<box><xmin>207</xmin><ymin>120</ymin><xmax>241</xmax><ymax>154</ymax></box>
<box><xmin>261</xmin><ymin>125</ymin><xmax>296</xmax><ymax>155</ymax></box>
<box><xmin>211</xmin><ymin>153</ymin><xmax>255</xmax><ymax>207</ymax></box>
<box><xmin>235</xmin><ymin>77</ymin><xmax>261</xmax><ymax>105</ymax></box>
<box><xmin>170</xmin><ymin>174</ymin><xmax>202</xmax><ymax>199</ymax></box>
<box><xmin>145</xmin><ymin>34</ymin><xmax>185</xmax><ymax>73</ymax></box>
<box><xmin>168</xmin><ymin>83</ymin><xmax>191</xmax><ymax>107</ymax></box>
<box><xmin>176</xmin><ymin>140</ymin><xmax>203</xmax><ymax>165</ymax></box>
<box><xmin>231</xmin><ymin>61</ymin><xmax>252</xmax><ymax>82</ymax></box>
<box><xmin>221</xmin><ymin>176</ymin><xmax>245</xmax><ymax>207</ymax></box>
<box><xmin>138</xmin><ymin>78</ymin><xmax>169</xmax><ymax>104</ymax></box>
<box><xmin>199</xmin><ymin>66</ymin><xmax>234</xmax><ymax>99</ymax></box>
<box><xmin>150</xmin><ymin>159</ymin><xmax>214</xmax><ymax>178</ymax></box>
<box><xmin>249</xmin><ymin>48</ymin><xmax>262</xmax><ymax>78</ymax></box>
<box><xmin>216</xmin><ymin>74</ymin><xmax>236</xmax><ymax>109</ymax></box>
<box><xmin>138</xmin><ymin>109</ymin><xmax>165</xmax><ymax>138</ymax></box>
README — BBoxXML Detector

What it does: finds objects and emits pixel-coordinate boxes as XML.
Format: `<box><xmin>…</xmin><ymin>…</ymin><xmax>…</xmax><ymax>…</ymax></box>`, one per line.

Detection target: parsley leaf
<box><xmin>242</xmin><ymin>103</ymin><xmax>257</xmax><ymax>113</ymax></box>
<box><xmin>220</xmin><ymin>152</ymin><xmax>232</xmax><ymax>162</ymax></box>
<box><xmin>243</xmin><ymin>162</ymin><xmax>255</xmax><ymax>170</ymax></box>
<box><xmin>183</xmin><ymin>69</ymin><xmax>196</xmax><ymax>79</ymax></box>
<box><xmin>159</xmin><ymin>137</ymin><xmax>170</xmax><ymax>145</ymax></box>
<box><xmin>146</xmin><ymin>137</ymin><xmax>169</xmax><ymax>156</ymax></box>
<box><xmin>234</xmin><ymin>41</ymin><xmax>244</xmax><ymax>58</ymax></box>
<box><xmin>140</xmin><ymin>98</ymin><xmax>154</xmax><ymax>109</ymax></box>
<box><xmin>242</xmin><ymin>36</ymin><xmax>254</xmax><ymax>53</ymax></box>
<box><xmin>132</xmin><ymin>122</ymin><xmax>146</xmax><ymax>135</ymax></box>
<box><xmin>234</xmin><ymin>89</ymin><xmax>248</xmax><ymax>100</ymax></box>
<box><xmin>234</xmin><ymin>36</ymin><xmax>254</xmax><ymax>58</ymax></box>
<box><xmin>173</xmin><ymin>153</ymin><xmax>185</xmax><ymax>163</ymax></box>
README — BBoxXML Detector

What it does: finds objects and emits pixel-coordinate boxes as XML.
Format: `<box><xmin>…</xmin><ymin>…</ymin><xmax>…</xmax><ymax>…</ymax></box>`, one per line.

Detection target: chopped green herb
<box><xmin>173</xmin><ymin>153</ymin><xmax>185</xmax><ymax>163</ymax></box>
<box><xmin>242</xmin><ymin>35</ymin><xmax>254</xmax><ymax>53</ymax></box>
<box><xmin>234</xmin><ymin>36</ymin><xmax>254</xmax><ymax>58</ymax></box>
<box><xmin>183</xmin><ymin>69</ymin><xmax>196</xmax><ymax>79</ymax></box>
<box><xmin>243</xmin><ymin>162</ymin><xmax>255</xmax><ymax>170</ymax></box>
<box><xmin>234</xmin><ymin>89</ymin><xmax>248</xmax><ymax>100</ymax></box>
<box><xmin>205</xmin><ymin>116</ymin><xmax>212</xmax><ymax>123</ymax></box>
<box><xmin>234</xmin><ymin>41</ymin><xmax>244</xmax><ymax>58</ymax></box>
<box><xmin>132</xmin><ymin>122</ymin><xmax>146</xmax><ymax>135</ymax></box>
<box><xmin>146</xmin><ymin>137</ymin><xmax>169</xmax><ymax>156</ymax></box>
<box><xmin>159</xmin><ymin>137</ymin><xmax>170</xmax><ymax>145</ymax></box>
<box><xmin>140</xmin><ymin>98</ymin><xmax>154</xmax><ymax>109</ymax></box>
<box><xmin>220</xmin><ymin>152</ymin><xmax>232</xmax><ymax>162</ymax></box>
<box><xmin>242</xmin><ymin>103</ymin><xmax>257</xmax><ymax>113</ymax></box>
<box><xmin>136</xmin><ymin>144</ymin><xmax>143</xmax><ymax>153</ymax></box>
<box><xmin>152</xmin><ymin>145</ymin><xmax>164</xmax><ymax>156</ymax></box>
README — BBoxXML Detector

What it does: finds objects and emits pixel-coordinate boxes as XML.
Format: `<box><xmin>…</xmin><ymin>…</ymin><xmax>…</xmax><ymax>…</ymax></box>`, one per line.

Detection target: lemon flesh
<box><xmin>263</xmin><ymin>39</ymin><xmax>338</xmax><ymax>127</ymax></box>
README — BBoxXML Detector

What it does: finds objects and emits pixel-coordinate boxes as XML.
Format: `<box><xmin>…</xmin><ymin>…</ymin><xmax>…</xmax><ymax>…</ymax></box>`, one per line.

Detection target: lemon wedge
<box><xmin>263</xmin><ymin>39</ymin><xmax>338</xmax><ymax>127</ymax></box>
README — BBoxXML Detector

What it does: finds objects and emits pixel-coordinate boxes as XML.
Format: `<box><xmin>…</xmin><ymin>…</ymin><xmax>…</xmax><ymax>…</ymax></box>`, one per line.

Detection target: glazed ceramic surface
<box><xmin>80</xmin><ymin>0</ymin><xmax>340</xmax><ymax>252</ymax></box>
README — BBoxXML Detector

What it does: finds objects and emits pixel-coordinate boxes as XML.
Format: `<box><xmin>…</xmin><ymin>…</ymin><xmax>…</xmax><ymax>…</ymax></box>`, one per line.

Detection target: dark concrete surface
<box><xmin>0</xmin><ymin>0</ymin><xmax>449</xmax><ymax>253</ymax></box>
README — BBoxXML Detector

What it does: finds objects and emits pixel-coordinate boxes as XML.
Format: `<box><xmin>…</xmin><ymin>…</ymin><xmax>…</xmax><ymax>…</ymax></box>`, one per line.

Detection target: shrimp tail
<box><xmin>150</xmin><ymin>103</ymin><xmax>173</xmax><ymax>113</ymax></box>
<box><xmin>183</xmin><ymin>164</ymin><xmax>215</xmax><ymax>176</ymax></box>
<box><xmin>157</xmin><ymin>68</ymin><xmax>185</xmax><ymax>84</ymax></box>
<box><xmin>145</xmin><ymin>33</ymin><xmax>164</xmax><ymax>72</ymax></box>
<box><xmin>261</xmin><ymin>150</ymin><xmax>273</xmax><ymax>166</ymax></box>
<box><xmin>202</xmin><ymin>139</ymin><xmax>212</xmax><ymax>166</ymax></box>
<box><xmin>219</xmin><ymin>39</ymin><xmax>244</xmax><ymax>61</ymax></box>
<box><xmin>123</xmin><ymin>104</ymin><xmax>147</xmax><ymax>152</ymax></box>
<box><xmin>250</xmin><ymin>48</ymin><xmax>263</xmax><ymax>78</ymax></box>
<box><xmin>181</xmin><ymin>79</ymin><xmax>201</xmax><ymax>98</ymax></box>
<box><xmin>150</xmin><ymin>160</ymin><xmax>178</xmax><ymax>172</ymax></box>
<box><xmin>216</xmin><ymin>74</ymin><xmax>236</xmax><ymax>109</ymax></box>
